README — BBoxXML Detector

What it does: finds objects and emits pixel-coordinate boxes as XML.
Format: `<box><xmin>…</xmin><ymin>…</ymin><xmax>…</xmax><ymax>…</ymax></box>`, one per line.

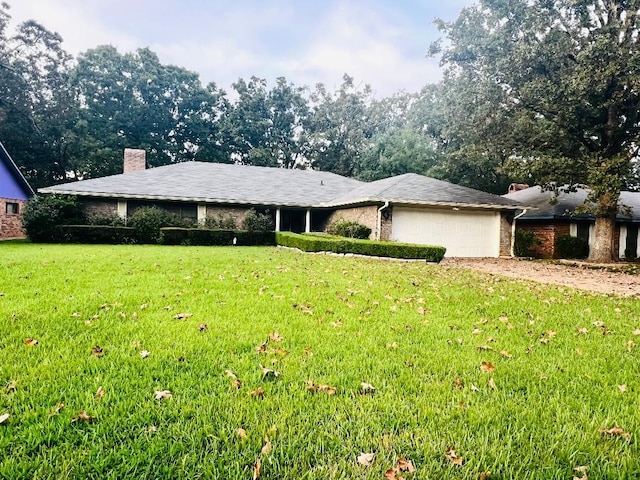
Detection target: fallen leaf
<box><xmin>479</xmin><ymin>471</ymin><xmax>491</xmax><ymax>480</ymax></box>
<box><xmin>5</xmin><ymin>380</ymin><xmax>17</xmax><ymax>393</ymax></box>
<box><xmin>237</xmin><ymin>427</ymin><xmax>247</xmax><ymax>439</ymax></box>
<box><xmin>225</xmin><ymin>370</ymin><xmax>242</xmax><ymax>389</ymax></box>
<box><xmin>500</xmin><ymin>350</ymin><xmax>512</xmax><ymax>358</ymax></box>
<box><xmin>24</xmin><ymin>337</ymin><xmax>38</xmax><ymax>346</ymax></box>
<box><xmin>304</xmin><ymin>347</ymin><xmax>313</xmax><ymax>356</ymax></box>
<box><xmin>140</xmin><ymin>350</ymin><xmax>150</xmax><ymax>359</ymax></box>
<box><xmin>0</xmin><ymin>413</ymin><xmax>9</xmax><ymax>425</ymax></box>
<box><xmin>417</xmin><ymin>307</ymin><xmax>426</xmax><ymax>315</ymax></box>
<box><xmin>49</xmin><ymin>402</ymin><xmax>64</xmax><ymax>416</ymax></box>
<box><xmin>357</xmin><ymin>452</ymin><xmax>375</xmax><ymax>466</ymax></box>
<box><xmin>255</xmin><ymin>339</ymin><xmax>269</xmax><ymax>353</ymax></box>
<box><xmin>480</xmin><ymin>361</ymin><xmax>495</xmax><ymax>373</ymax></box>
<box><xmin>154</xmin><ymin>390</ymin><xmax>172</xmax><ymax>401</ymax></box>
<box><xmin>269</xmin><ymin>332</ymin><xmax>283</xmax><ymax>342</ymax></box>
<box><xmin>632</xmin><ymin>329</ymin><xmax>640</xmax><ymax>336</ymax></box>
<box><xmin>488</xmin><ymin>377</ymin><xmax>497</xmax><ymax>390</ymax></box>
<box><xmin>174</xmin><ymin>312</ymin><xmax>192</xmax><ymax>320</ymax></box>
<box><xmin>397</xmin><ymin>457</ymin><xmax>415</xmax><ymax>473</ymax></box>
<box><xmin>476</xmin><ymin>345</ymin><xmax>492</xmax><ymax>351</ymax></box>
<box><xmin>627</xmin><ymin>340</ymin><xmax>635</xmax><ymax>352</ymax></box>
<box><xmin>259</xmin><ymin>364</ymin><xmax>279</xmax><ymax>378</ymax></box>
<box><xmin>249</xmin><ymin>387</ymin><xmax>265</xmax><ymax>397</ymax></box>
<box><xmin>71</xmin><ymin>312</ymin><xmax>82</xmax><ymax>317</ymax></box>
<box><xmin>306</xmin><ymin>381</ymin><xmax>336</xmax><ymax>395</ymax></box>
<box><xmin>445</xmin><ymin>448</ymin><xmax>464</xmax><ymax>466</ymax></box>
<box><xmin>91</xmin><ymin>345</ymin><xmax>104</xmax><ymax>357</ymax></box>
<box><xmin>360</xmin><ymin>382</ymin><xmax>376</xmax><ymax>395</ymax></box>
<box><xmin>95</xmin><ymin>386</ymin><xmax>105</xmax><ymax>398</ymax></box>
<box><xmin>261</xmin><ymin>435</ymin><xmax>272</xmax><ymax>455</ymax></box>
<box><xmin>470</xmin><ymin>384</ymin><xmax>480</xmax><ymax>392</ymax></box>
<box><xmin>577</xmin><ymin>327</ymin><xmax>589</xmax><ymax>335</ymax></box>
<box><xmin>601</xmin><ymin>426</ymin><xmax>631</xmax><ymax>441</ymax></box>
<box><xmin>384</xmin><ymin>468</ymin><xmax>397</xmax><ymax>480</ymax></box>
<box><xmin>472</xmin><ymin>328</ymin><xmax>482</xmax><ymax>335</ymax></box>
<box><xmin>253</xmin><ymin>457</ymin><xmax>261</xmax><ymax>480</ymax></box>
<box><xmin>198</xmin><ymin>323</ymin><xmax>208</xmax><ymax>332</ymax></box>
<box><xmin>71</xmin><ymin>410</ymin><xmax>95</xmax><ymax>423</ymax></box>
<box><xmin>618</xmin><ymin>384</ymin><xmax>627</xmax><ymax>393</ymax></box>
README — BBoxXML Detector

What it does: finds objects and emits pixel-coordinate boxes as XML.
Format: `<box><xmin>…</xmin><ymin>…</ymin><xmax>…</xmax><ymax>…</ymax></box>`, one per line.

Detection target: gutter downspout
<box><xmin>377</xmin><ymin>201</ymin><xmax>390</xmax><ymax>241</ymax></box>
<box><xmin>511</xmin><ymin>209</ymin><xmax>528</xmax><ymax>257</ymax></box>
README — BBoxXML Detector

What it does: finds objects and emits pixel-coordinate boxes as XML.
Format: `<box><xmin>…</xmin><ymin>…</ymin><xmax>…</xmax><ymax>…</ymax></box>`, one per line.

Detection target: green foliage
<box><xmin>556</xmin><ymin>235</ymin><xmax>589</xmax><ymax>259</ymax></box>
<box><xmin>203</xmin><ymin>213</ymin><xmax>237</xmax><ymax>230</ymax></box>
<box><xmin>59</xmin><ymin>225</ymin><xmax>135</xmax><ymax>244</ymax></box>
<box><xmin>241</xmin><ymin>209</ymin><xmax>274</xmax><ymax>232</ymax></box>
<box><xmin>326</xmin><ymin>219</ymin><xmax>372</xmax><ymax>239</ymax></box>
<box><xmin>514</xmin><ymin>229</ymin><xmax>541</xmax><ymax>258</ymax></box>
<box><xmin>160</xmin><ymin>228</ymin><xmax>275</xmax><ymax>246</ymax></box>
<box><xmin>21</xmin><ymin>194</ymin><xmax>84</xmax><ymax>242</ymax></box>
<box><xmin>128</xmin><ymin>207</ymin><xmax>188</xmax><ymax>244</ymax></box>
<box><xmin>86</xmin><ymin>213</ymin><xmax>126</xmax><ymax>226</ymax></box>
<box><xmin>276</xmin><ymin>232</ymin><xmax>446</xmax><ymax>262</ymax></box>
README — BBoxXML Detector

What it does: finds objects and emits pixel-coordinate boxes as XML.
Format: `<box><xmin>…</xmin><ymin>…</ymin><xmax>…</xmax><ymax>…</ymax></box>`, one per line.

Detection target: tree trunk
<box><xmin>589</xmin><ymin>215</ymin><xmax>616</xmax><ymax>262</ymax></box>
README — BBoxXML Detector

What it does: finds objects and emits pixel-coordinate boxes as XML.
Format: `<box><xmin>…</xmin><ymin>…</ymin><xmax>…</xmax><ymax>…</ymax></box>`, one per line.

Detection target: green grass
<box><xmin>1</xmin><ymin>244</ymin><xmax>639</xmax><ymax>479</ymax></box>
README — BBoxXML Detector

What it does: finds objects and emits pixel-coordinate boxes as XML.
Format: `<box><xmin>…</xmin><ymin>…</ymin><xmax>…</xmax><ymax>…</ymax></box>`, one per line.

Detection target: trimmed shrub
<box><xmin>22</xmin><ymin>194</ymin><xmax>85</xmax><ymax>242</ymax></box>
<box><xmin>160</xmin><ymin>228</ymin><xmax>276</xmax><ymax>246</ymax></box>
<box><xmin>59</xmin><ymin>225</ymin><xmax>136</xmax><ymax>244</ymax></box>
<box><xmin>326</xmin><ymin>219</ymin><xmax>372</xmax><ymax>239</ymax></box>
<box><xmin>203</xmin><ymin>213</ymin><xmax>237</xmax><ymax>230</ymax></box>
<box><xmin>128</xmin><ymin>207</ymin><xmax>190</xmax><ymax>244</ymax></box>
<box><xmin>242</xmin><ymin>209</ymin><xmax>274</xmax><ymax>232</ymax></box>
<box><xmin>514</xmin><ymin>229</ymin><xmax>541</xmax><ymax>257</ymax></box>
<box><xmin>556</xmin><ymin>235</ymin><xmax>589</xmax><ymax>259</ymax></box>
<box><xmin>276</xmin><ymin>232</ymin><xmax>446</xmax><ymax>262</ymax></box>
<box><xmin>87</xmin><ymin>213</ymin><xmax>126</xmax><ymax>227</ymax></box>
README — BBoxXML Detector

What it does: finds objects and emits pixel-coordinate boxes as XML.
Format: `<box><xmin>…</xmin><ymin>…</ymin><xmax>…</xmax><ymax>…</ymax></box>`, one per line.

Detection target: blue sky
<box><xmin>10</xmin><ymin>0</ymin><xmax>475</xmax><ymax>96</ymax></box>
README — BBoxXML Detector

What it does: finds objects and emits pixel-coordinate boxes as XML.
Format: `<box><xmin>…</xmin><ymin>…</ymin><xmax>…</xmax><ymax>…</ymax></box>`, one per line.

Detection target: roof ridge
<box><xmin>370</xmin><ymin>173</ymin><xmax>414</xmax><ymax>198</ymax></box>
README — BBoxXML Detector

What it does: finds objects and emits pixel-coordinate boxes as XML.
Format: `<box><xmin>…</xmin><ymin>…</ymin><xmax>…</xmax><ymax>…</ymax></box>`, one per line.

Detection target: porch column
<box><xmin>197</xmin><ymin>204</ymin><xmax>206</xmax><ymax>226</ymax></box>
<box><xmin>305</xmin><ymin>209</ymin><xmax>311</xmax><ymax>233</ymax></box>
<box><xmin>275</xmin><ymin>208</ymin><xmax>281</xmax><ymax>232</ymax></box>
<box><xmin>117</xmin><ymin>200</ymin><xmax>127</xmax><ymax>220</ymax></box>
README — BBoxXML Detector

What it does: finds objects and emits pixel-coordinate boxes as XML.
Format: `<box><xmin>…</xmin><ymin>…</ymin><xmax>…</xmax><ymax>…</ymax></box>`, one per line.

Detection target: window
<box><xmin>5</xmin><ymin>202</ymin><xmax>19</xmax><ymax>215</ymax></box>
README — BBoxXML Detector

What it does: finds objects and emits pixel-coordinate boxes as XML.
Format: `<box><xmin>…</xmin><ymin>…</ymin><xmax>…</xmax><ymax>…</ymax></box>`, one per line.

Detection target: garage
<box><xmin>391</xmin><ymin>207</ymin><xmax>501</xmax><ymax>257</ymax></box>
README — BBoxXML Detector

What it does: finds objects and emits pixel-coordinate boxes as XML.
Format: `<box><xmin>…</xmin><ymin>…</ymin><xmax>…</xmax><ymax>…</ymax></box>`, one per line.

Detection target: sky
<box><xmin>7</xmin><ymin>0</ymin><xmax>476</xmax><ymax>97</ymax></box>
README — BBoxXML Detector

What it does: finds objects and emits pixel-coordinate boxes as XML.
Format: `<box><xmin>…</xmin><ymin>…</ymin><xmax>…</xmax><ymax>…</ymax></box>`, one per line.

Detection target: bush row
<box><xmin>59</xmin><ymin>225</ymin><xmax>137</xmax><ymax>244</ymax></box>
<box><xmin>275</xmin><ymin>232</ymin><xmax>446</xmax><ymax>262</ymax></box>
<box><xmin>160</xmin><ymin>228</ymin><xmax>275</xmax><ymax>246</ymax></box>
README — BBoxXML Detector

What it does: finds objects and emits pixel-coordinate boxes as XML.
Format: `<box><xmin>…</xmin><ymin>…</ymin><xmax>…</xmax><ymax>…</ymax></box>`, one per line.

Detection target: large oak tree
<box><xmin>433</xmin><ymin>0</ymin><xmax>640</xmax><ymax>261</ymax></box>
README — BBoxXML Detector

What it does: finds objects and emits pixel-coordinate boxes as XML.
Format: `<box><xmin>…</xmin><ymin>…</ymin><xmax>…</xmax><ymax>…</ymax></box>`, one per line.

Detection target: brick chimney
<box><xmin>123</xmin><ymin>148</ymin><xmax>146</xmax><ymax>173</ymax></box>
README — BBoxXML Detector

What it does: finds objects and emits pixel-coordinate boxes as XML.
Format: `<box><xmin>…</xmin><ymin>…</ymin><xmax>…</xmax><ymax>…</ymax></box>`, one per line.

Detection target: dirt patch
<box><xmin>442</xmin><ymin>257</ymin><xmax>640</xmax><ymax>297</ymax></box>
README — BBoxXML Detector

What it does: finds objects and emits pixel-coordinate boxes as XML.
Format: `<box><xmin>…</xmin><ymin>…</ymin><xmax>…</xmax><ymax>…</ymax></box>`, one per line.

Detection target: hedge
<box><xmin>160</xmin><ymin>228</ymin><xmax>276</xmax><ymax>246</ymax></box>
<box><xmin>275</xmin><ymin>232</ymin><xmax>446</xmax><ymax>262</ymax></box>
<box><xmin>556</xmin><ymin>235</ymin><xmax>589</xmax><ymax>259</ymax></box>
<box><xmin>59</xmin><ymin>225</ymin><xmax>136</xmax><ymax>244</ymax></box>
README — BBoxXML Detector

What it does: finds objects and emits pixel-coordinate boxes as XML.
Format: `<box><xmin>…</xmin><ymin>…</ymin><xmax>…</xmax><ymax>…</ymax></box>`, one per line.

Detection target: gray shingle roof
<box><xmin>328</xmin><ymin>173</ymin><xmax>523</xmax><ymax>208</ymax></box>
<box><xmin>40</xmin><ymin>162</ymin><xmax>523</xmax><ymax>210</ymax></box>
<box><xmin>503</xmin><ymin>186</ymin><xmax>640</xmax><ymax>221</ymax></box>
<box><xmin>41</xmin><ymin>162</ymin><xmax>364</xmax><ymax>208</ymax></box>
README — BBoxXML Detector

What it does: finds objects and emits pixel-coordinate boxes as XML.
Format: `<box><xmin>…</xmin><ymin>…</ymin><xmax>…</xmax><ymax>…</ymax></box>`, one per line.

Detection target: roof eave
<box><xmin>323</xmin><ymin>197</ymin><xmax>526</xmax><ymax>211</ymax></box>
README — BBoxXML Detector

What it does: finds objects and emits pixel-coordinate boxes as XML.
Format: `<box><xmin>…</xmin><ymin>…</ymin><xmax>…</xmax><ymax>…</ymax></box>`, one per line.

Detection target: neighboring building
<box><xmin>39</xmin><ymin>149</ymin><xmax>524</xmax><ymax>257</ymax></box>
<box><xmin>504</xmin><ymin>186</ymin><xmax>640</xmax><ymax>259</ymax></box>
<box><xmin>0</xmin><ymin>142</ymin><xmax>34</xmax><ymax>240</ymax></box>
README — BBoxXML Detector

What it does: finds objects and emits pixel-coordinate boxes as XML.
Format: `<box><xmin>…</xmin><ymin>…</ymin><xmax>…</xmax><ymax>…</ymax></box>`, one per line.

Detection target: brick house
<box><xmin>504</xmin><ymin>186</ymin><xmax>640</xmax><ymax>259</ymax></box>
<box><xmin>39</xmin><ymin>149</ymin><xmax>524</xmax><ymax>257</ymax></box>
<box><xmin>0</xmin><ymin>142</ymin><xmax>34</xmax><ymax>240</ymax></box>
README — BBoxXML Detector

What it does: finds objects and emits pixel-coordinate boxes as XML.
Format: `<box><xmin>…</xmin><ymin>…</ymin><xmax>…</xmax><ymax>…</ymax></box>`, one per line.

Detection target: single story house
<box><xmin>40</xmin><ymin>149</ymin><xmax>524</xmax><ymax>257</ymax></box>
<box><xmin>504</xmin><ymin>186</ymin><xmax>640</xmax><ymax>259</ymax></box>
<box><xmin>0</xmin><ymin>141</ymin><xmax>34</xmax><ymax>240</ymax></box>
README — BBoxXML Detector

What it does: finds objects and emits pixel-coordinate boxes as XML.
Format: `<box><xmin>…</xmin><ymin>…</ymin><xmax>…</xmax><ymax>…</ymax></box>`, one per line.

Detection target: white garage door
<box><xmin>391</xmin><ymin>207</ymin><xmax>501</xmax><ymax>257</ymax></box>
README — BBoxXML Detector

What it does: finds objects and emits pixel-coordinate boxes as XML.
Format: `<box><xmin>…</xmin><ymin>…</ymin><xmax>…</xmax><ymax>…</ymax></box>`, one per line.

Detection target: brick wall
<box><xmin>0</xmin><ymin>198</ymin><xmax>27</xmax><ymax>239</ymax></box>
<box><xmin>326</xmin><ymin>206</ymin><xmax>379</xmax><ymax>239</ymax></box>
<box><xmin>123</xmin><ymin>149</ymin><xmax>146</xmax><ymax>173</ymax></box>
<box><xmin>499</xmin><ymin>212</ymin><xmax>514</xmax><ymax>256</ymax></box>
<box><xmin>205</xmin><ymin>206</ymin><xmax>251</xmax><ymax>228</ymax></box>
<box><xmin>79</xmin><ymin>199</ymin><xmax>119</xmax><ymax>218</ymax></box>
<box><xmin>518</xmin><ymin>221</ymin><xmax>571</xmax><ymax>258</ymax></box>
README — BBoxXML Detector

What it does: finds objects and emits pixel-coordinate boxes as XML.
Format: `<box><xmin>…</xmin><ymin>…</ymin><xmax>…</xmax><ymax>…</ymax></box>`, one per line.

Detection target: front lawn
<box><xmin>1</xmin><ymin>244</ymin><xmax>638</xmax><ymax>479</ymax></box>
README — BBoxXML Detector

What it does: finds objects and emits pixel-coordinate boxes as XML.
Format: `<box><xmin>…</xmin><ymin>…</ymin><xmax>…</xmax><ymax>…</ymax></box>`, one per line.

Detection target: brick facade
<box><xmin>326</xmin><ymin>205</ymin><xmax>392</xmax><ymax>240</ymax></box>
<box><xmin>79</xmin><ymin>199</ymin><xmax>119</xmax><ymax>218</ymax></box>
<box><xmin>499</xmin><ymin>212</ymin><xmax>514</xmax><ymax>256</ymax></box>
<box><xmin>518</xmin><ymin>221</ymin><xmax>571</xmax><ymax>258</ymax></box>
<box><xmin>123</xmin><ymin>149</ymin><xmax>146</xmax><ymax>173</ymax></box>
<box><xmin>0</xmin><ymin>198</ymin><xmax>27</xmax><ymax>239</ymax></box>
<box><xmin>205</xmin><ymin>206</ymin><xmax>251</xmax><ymax>228</ymax></box>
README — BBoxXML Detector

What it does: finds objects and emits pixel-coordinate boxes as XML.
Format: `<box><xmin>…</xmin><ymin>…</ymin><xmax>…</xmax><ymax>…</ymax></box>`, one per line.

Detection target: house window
<box><xmin>5</xmin><ymin>202</ymin><xmax>19</xmax><ymax>215</ymax></box>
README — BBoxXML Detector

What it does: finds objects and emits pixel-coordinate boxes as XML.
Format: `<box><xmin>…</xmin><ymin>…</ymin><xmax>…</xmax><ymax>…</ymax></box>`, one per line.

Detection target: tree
<box><xmin>224</xmin><ymin>76</ymin><xmax>309</xmax><ymax>168</ymax></box>
<box><xmin>70</xmin><ymin>45</ymin><xmax>229</xmax><ymax>178</ymax></box>
<box><xmin>307</xmin><ymin>74</ymin><xmax>376</xmax><ymax>177</ymax></box>
<box><xmin>0</xmin><ymin>3</ymin><xmax>77</xmax><ymax>188</ymax></box>
<box><xmin>433</xmin><ymin>0</ymin><xmax>640</xmax><ymax>261</ymax></box>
